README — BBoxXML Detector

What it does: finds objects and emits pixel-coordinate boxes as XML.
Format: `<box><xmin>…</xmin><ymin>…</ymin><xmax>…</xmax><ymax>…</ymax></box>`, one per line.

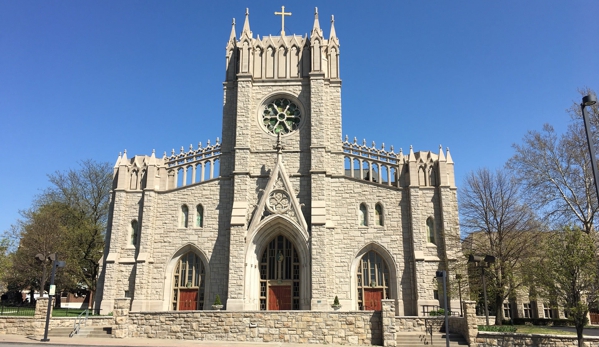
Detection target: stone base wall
<box><xmin>127</xmin><ymin>310</ymin><xmax>382</xmax><ymax>345</ymax></box>
<box><xmin>476</xmin><ymin>331</ymin><xmax>599</xmax><ymax>347</ymax></box>
<box><xmin>394</xmin><ymin>317</ymin><xmax>445</xmax><ymax>333</ymax></box>
<box><xmin>0</xmin><ymin>316</ymin><xmax>114</xmax><ymax>336</ymax></box>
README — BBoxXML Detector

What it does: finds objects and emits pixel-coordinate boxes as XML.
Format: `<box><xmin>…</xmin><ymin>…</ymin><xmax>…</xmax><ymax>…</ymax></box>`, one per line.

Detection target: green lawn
<box><xmin>514</xmin><ymin>325</ymin><xmax>576</xmax><ymax>335</ymax></box>
<box><xmin>51</xmin><ymin>308</ymin><xmax>87</xmax><ymax>317</ymax></box>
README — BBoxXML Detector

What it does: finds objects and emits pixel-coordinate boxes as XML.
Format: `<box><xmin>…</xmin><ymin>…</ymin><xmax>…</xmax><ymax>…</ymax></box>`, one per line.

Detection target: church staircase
<box><xmin>47</xmin><ymin>326</ymin><xmax>112</xmax><ymax>338</ymax></box>
<box><xmin>396</xmin><ymin>332</ymin><xmax>468</xmax><ymax>346</ymax></box>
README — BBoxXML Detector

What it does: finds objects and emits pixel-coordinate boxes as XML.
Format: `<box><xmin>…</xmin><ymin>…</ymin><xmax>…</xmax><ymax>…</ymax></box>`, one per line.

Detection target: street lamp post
<box><xmin>41</xmin><ymin>254</ymin><xmax>66</xmax><ymax>343</ymax></box>
<box><xmin>435</xmin><ymin>271</ymin><xmax>450</xmax><ymax>347</ymax></box>
<box><xmin>468</xmin><ymin>255</ymin><xmax>495</xmax><ymax>326</ymax></box>
<box><xmin>582</xmin><ymin>94</ymin><xmax>599</xmax><ymax>200</ymax></box>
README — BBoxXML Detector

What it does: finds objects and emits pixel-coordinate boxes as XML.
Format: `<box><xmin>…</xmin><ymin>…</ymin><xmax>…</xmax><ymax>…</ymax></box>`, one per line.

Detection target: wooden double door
<box><xmin>178</xmin><ymin>289</ymin><xmax>198</xmax><ymax>310</ymax></box>
<box><xmin>268</xmin><ymin>285</ymin><xmax>292</xmax><ymax>310</ymax></box>
<box><xmin>364</xmin><ymin>288</ymin><xmax>383</xmax><ymax>311</ymax></box>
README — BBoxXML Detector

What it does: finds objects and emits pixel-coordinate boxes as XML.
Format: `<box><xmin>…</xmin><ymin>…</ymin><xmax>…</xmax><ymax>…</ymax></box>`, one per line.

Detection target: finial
<box><xmin>329</xmin><ymin>14</ymin><xmax>337</xmax><ymax>39</ymax></box>
<box><xmin>362</xmin><ymin>139</ymin><xmax>366</xmax><ymax>146</ymax></box>
<box><xmin>381</xmin><ymin>143</ymin><xmax>385</xmax><ymax>150</ymax></box>
<box><xmin>311</xmin><ymin>7</ymin><xmax>321</xmax><ymax>35</ymax></box>
<box><xmin>438</xmin><ymin>145</ymin><xmax>446</xmax><ymax>161</ymax></box>
<box><xmin>353</xmin><ymin>137</ymin><xmax>357</xmax><ymax>144</ymax></box>
<box><xmin>446</xmin><ymin>147</ymin><xmax>454</xmax><ymax>164</ymax></box>
<box><xmin>345</xmin><ymin>135</ymin><xmax>348</xmax><ymax>142</ymax></box>
<box><xmin>189</xmin><ymin>144</ymin><xmax>193</xmax><ymax>151</ymax></box>
<box><xmin>229</xmin><ymin>18</ymin><xmax>236</xmax><ymax>41</ymax></box>
<box><xmin>198</xmin><ymin>141</ymin><xmax>202</xmax><ymax>149</ymax></box>
<box><xmin>171</xmin><ymin>149</ymin><xmax>175</xmax><ymax>155</ymax></box>
<box><xmin>242</xmin><ymin>8</ymin><xmax>251</xmax><ymax>35</ymax></box>
<box><xmin>372</xmin><ymin>141</ymin><xmax>375</xmax><ymax>148</ymax></box>
<box><xmin>390</xmin><ymin>145</ymin><xmax>394</xmax><ymax>152</ymax></box>
<box><xmin>207</xmin><ymin>139</ymin><xmax>211</xmax><ymax>146</ymax></box>
<box><xmin>216</xmin><ymin>137</ymin><xmax>220</xmax><ymax>144</ymax></box>
<box><xmin>180</xmin><ymin>146</ymin><xmax>184</xmax><ymax>153</ymax></box>
<box><xmin>163</xmin><ymin>151</ymin><xmax>167</xmax><ymax>159</ymax></box>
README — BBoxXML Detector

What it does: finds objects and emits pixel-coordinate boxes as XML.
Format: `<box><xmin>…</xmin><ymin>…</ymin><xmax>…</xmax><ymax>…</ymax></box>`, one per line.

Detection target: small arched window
<box><xmin>196</xmin><ymin>204</ymin><xmax>204</xmax><ymax>227</ymax></box>
<box><xmin>359</xmin><ymin>204</ymin><xmax>368</xmax><ymax>226</ymax></box>
<box><xmin>180</xmin><ymin>205</ymin><xmax>189</xmax><ymax>228</ymax></box>
<box><xmin>427</xmin><ymin>217</ymin><xmax>435</xmax><ymax>244</ymax></box>
<box><xmin>375</xmin><ymin>204</ymin><xmax>383</xmax><ymax>226</ymax></box>
<box><xmin>130</xmin><ymin>220</ymin><xmax>138</xmax><ymax>246</ymax></box>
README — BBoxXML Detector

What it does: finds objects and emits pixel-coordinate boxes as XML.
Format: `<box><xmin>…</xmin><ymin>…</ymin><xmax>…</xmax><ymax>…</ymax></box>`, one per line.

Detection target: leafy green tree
<box><xmin>3</xmin><ymin>160</ymin><xmax>112</xmax><ymax>307</ymax></box>
<box><xmin>535</xmin><ymin>227</ymin><xmax>597</xmax><ymax>347</ymax></box>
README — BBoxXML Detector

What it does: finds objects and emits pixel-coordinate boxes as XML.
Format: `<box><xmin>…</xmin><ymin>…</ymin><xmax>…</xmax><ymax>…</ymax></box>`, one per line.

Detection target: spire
<box><xmin>114</xmin><ymin>152</ymin><xmax>122</xmax><ymax>169</ymax></box>
<box><xmin>438</xmin><ymin>144</ymin><xmax>446</xmax><ymax>161</ymax></box>
<box><xmin>311</xmin><ymin>7</ymin><xmax>322</xmax><ymax>36</ymax></box>
<box><xmin>329</xmin><ymin>15</ymin><xmax>337</xmax><ymax>39</ymax></box>
<box><xmin>229</xmin><ymin>18</ymin><xmax>236</xmax><ymax>41</ymax></box>
<box><xmin>446</xmin><ymin>147</ymin><xmax>454</xmax><ymax>164</ymax></box>
<box><xmin>242</xmin><ymin>8</ymin><xmax>251</xmax><ymax>35</ymax></box>
<box><xmin>120</xmin><ymin>149</ymin><xmax>128</xmax><ymax>165</ymax></box>
<box><xmin>408</xmin><ymin>145</ymin><xmax>416</xmax><ymax>162</ymax></box>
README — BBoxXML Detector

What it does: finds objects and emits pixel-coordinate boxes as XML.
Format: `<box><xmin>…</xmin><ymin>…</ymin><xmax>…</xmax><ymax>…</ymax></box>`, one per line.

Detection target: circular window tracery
<box><xmin>262</xmin><ymin>98</ymin><xmax>302</xmax><ymax>135</ymax></box>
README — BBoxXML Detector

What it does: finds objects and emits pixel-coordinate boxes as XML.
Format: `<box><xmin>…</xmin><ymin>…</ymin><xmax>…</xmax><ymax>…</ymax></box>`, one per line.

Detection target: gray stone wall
<box><xmin>126</xmin><ymin>310</ymin><xmax>382</xmax><ymax>345</ymax></box>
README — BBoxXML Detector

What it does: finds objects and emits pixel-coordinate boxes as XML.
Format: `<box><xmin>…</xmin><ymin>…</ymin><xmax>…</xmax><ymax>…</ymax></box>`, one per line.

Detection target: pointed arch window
<box><xmin>171</xmin><ymin>252</ymin><xmax>205</xmax><ymax>311</ymax></box>
<box><xmin>356</xmin><ymin>250</ymin><xmax>389</xmax><ymax>311</ymax></box>
<box><xmin>196</xmin><ymin>204</ymin><xmax>204</xmax><ymax>228</ymax></box>
<box><xmin>180</xmin><ymin>205</ymin><xmax>189</xmax><ymax>228</ymax></box>
<box><xmin>375</xmin><ymin>204</ymin><xmax>383</xmax><ymax>226</ymax></box>
<box><xmin>427</xmin><ymin>217</ymin><xmax>436</xmax><ymax>244</ymax></box>
<box><xmin>130</xmin><ymin>220</ymin><xmax>138</xmax><ymax>247</ymax></box>
<box><xmin>359</xmin><ymin>204</ymin><xmax>368</xmax><ymax>226</ymax></box>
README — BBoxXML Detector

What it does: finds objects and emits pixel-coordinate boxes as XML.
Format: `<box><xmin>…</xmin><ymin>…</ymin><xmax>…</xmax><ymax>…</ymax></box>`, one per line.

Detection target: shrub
<box><xmin>214</xmin><ymin>294</ymin><xmax>222</xmax><ymax>306</ymax></box>
<box><xmin>429</xmin><ymin>308</ymin><xmax>445</xmax><ymax>316</ymax></box>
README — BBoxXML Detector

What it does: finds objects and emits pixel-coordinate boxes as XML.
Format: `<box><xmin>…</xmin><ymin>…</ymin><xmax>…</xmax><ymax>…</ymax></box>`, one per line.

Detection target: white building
<box><xmin>95</xmin><ymin>8</ymin><xmax>461</xmax><ymax>316</ymax></box>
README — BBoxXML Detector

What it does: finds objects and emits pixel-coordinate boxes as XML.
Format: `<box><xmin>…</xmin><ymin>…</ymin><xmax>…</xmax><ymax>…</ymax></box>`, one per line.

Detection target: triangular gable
<box><xmin>248</xmin><ymin>136</ymin><xmax>308</xmax><ymax>233</ymax></box>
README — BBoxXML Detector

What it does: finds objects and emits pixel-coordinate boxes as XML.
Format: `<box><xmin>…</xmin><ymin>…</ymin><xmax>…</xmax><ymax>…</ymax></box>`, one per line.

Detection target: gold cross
<box><xmin>274</xmin><ymin>6</ymin><xmax>292</xmax><ymax>35</ymax></box>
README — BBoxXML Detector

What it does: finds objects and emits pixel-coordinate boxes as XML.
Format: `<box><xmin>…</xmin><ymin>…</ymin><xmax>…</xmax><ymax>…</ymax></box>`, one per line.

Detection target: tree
<box><xmin>535</xmin><ymin>227</ymin><xmax>597</xmax><ymax>347</ymax></box>
<box><xmin>460</xmin><ymin>168</ymin><xmax>541</xmax><ymax>324</ymax></box>
<box><xmin>3</xmin><ymin>160</ymin><xmax>112</xmax><ymax>307</ymax></box>
<box><xmin>508</xmin><ymin>89</ymin><xmax>599</xmax><ymax>233</ymax></box>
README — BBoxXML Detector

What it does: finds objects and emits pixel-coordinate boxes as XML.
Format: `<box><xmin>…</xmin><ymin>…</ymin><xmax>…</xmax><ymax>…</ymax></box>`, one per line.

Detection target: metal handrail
<box><xmin>69</xmin><ymin>309</ymin><xmax>88</xmax><ymax>337</ymax></box>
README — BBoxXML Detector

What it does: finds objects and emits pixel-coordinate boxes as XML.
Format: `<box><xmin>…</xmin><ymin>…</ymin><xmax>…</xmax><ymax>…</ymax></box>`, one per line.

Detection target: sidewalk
<box><xmin>0</xmin><ymin>334</ymin><xmax>346</xmax><ymax>347</ymax></box>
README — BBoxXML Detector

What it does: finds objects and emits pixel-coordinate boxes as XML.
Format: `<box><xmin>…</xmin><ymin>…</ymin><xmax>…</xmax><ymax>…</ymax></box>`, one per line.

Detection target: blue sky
<box><xmin>1</xmin><ymin>1</ymin><xmax>598</xmax><ymax>233</ymax></box>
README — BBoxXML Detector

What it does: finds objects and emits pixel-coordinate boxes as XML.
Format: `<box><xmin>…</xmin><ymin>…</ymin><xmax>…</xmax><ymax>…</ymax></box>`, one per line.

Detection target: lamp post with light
<box><xmin>582</xmin><ymin>94</ymin><xmax>599</xmax><ymax>200</ymax></box>
<box><xmin>468</xmin><ymin>254</ymin><xmax>495</xmax><ymax>326</ymax></box>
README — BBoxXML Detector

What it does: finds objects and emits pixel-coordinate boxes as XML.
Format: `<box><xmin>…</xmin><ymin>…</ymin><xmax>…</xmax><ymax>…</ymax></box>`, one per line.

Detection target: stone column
<box><xmin>113</xmin><ymin>298</ymin><xmax>131</xmax><ymax>338</ymax></box>
<box><xmin>34</xmin><ymin>297</ymin><xmax>51</xmax><ymax>336</ymax></box>
<box><xmin>382</xmin><ymin>299</ymin><xmax>397</xmax><ymax>347</ymax></box>
<box><xmin>462</xmin><ymin>300</ymin><xmax>478</xmax><ymax>345</ymax></box>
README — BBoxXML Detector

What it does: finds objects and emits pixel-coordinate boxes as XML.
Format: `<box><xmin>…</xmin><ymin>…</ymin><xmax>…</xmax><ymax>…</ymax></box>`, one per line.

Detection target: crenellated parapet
<box><xmin>113</xmin><ymin>138</ymin><xmax>221</xmax><ymax>192</ymax></box>
<box><xmin>342</xmin><ymin>136</ymin><xmax>455</xmax><ymax>188</ymax></box>
<box><xmin>225</xmin><ymin>8</ymin><xmax>340</xmax><ymax>82</ymax></box>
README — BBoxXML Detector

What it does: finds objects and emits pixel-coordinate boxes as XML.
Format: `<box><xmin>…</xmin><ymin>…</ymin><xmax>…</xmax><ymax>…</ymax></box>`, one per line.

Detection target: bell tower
<box><xmin>221</xmin><ymin>8</ymin><xmax>342</xmax><ymax>310</ymax></box>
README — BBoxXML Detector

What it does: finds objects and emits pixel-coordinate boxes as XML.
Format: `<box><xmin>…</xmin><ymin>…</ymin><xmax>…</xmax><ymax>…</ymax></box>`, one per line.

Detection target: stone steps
<box><xmin>48</xmin><ymin>326</ymin><xmax>112</xmax><ymax>338</ymax></box>
<box><xmin>396</xmin><ymin>333</ymin><xmax>468</xmax><ymax>346</ymax></box>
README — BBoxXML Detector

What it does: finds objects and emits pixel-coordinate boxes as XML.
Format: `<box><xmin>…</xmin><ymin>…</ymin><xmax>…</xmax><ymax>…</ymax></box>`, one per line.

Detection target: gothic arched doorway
<box><xmin>171</xmin><ymin>251</ymin><xmax>206</xmax><ymax>311</ymax></box>
<box><xmin>259</xmin><ymin>235</ymin><xmax>300</xmax><ymax>310</ymax></box>
<box><xmin>357</xmin><ymin>250</ymin><xmax>389</xmax><ymax>311</ymax></box>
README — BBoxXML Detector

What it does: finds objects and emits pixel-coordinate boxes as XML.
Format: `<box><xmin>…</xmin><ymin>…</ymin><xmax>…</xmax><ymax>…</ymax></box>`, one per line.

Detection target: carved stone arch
<box><xmin>244</xmin><ymin>215</ymin><xmax>310</xmax><ymax>310</ymax></box>
<box><xmin>162</xmin><ymin>243</ymin><xmax>211</xmax><ymax>311</ymax></box>
<box><xmin>265</xmin><ymin>45</ymin><xmax>275</xmax><ymax>78</ymax></box>
<box><xmin>418</xmin><ymin>165</ymin><xmax>426</xmax><ymax>186</ymax></box>
<box><xmin>349</xmin><ymin>242</ymin><xmax>399</xmax><ymax>311</ymax></box>
<box><xmin>290</xmin><ymin>45</ymin><xmax>300</xmax><ymax>77</ymax></box>
<box><xmin>428</xmin><ymin>164</ymin><xmax>437</xmax><ymax>187</ymax></box>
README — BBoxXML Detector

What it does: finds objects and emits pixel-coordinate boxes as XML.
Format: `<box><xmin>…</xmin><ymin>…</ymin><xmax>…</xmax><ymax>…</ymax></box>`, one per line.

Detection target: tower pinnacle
<box><xmin>242</xmin><ymin>8</ymin><xmax>251</xmax><ymax>35</ymax></box>
<box><xmin>229</xmin><ymin>18</ymin><xmax>236</xmax><ymax>41</ymax></box>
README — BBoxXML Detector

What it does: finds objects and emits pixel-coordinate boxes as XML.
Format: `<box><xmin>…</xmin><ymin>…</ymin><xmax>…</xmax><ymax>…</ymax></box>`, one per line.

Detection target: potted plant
<box><xmin>212</xmin><ymin>294</ymin><xmax>223</xmax><ymax>310</ymax></box>
<box><xmin>331</xmin><ymin>295</ymin><xmax>341</xmax><ymax>310</ymax></box>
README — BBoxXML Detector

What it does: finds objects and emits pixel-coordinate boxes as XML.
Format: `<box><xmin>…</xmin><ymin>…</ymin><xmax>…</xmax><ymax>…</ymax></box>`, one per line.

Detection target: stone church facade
<box><xmin>95</xmin><ymin>8</ymin><xmax>461</xmax><ymax>317</ymax></box>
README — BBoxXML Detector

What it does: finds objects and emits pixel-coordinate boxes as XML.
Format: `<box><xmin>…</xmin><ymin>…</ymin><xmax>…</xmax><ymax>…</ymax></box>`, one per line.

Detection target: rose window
<box><xmin>262</xmin><ymin>98</ymin><xmax>302</xmax><ymax>135</ymax></box>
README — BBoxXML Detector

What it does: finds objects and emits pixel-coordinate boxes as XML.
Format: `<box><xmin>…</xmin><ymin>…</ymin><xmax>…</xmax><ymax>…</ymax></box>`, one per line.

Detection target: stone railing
<box><xmin>164</xmin><ymin>139</ymin><xmax>221</xmax><ymax>189</ymax></box>
<box><xmin>342</xmin><ymin>136</ymin><xmax>403</xmax><ymax>187</ymax></box>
